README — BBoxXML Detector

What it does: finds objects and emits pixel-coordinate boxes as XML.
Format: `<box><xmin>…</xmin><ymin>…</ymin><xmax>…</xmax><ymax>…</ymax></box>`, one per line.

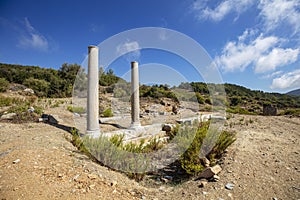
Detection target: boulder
<box><xmin>24</xmin><ymin>88</ymin><xmax>34</xmax><ymax>94</ymax></box>
<box><xmin>263</xmin><ymin>104</ymin><xmax>277</xmax><ymax>116</ymax></box>
<box><xmin>0</xmin><ymin>113</ymin><xmax>17</xmax><ymax>120</ymax></box>
<box><xmin>198</xmin><ymin>164</ymin><xmax>222</xmax><ymax>179</ymax></box>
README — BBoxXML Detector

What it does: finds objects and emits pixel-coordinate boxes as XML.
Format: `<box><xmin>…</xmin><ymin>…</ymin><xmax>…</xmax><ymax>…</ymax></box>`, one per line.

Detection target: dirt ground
<box><xmin>0</xmin><ymin>105</ymin><xmax>299</xmax><ymax>199</ymax></box>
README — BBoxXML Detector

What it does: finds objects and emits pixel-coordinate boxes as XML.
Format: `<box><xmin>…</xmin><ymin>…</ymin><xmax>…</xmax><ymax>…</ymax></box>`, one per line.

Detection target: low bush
<box><xmin>67</xmin><ymin>105</ymin><xmax>85</xmax><ymax>114</ymax></box>
<box><xmin>0</xmin><ymin>78</ymin><xmax>9</xmax><ymax>92</ymax></box>
<box><xmin>278</xmin><ymin>108</ymin><xmax>300</xmax><ymax>116</ymax></box>
<box><xmin>173</xmin><ymin>121</ymin><xmax>236</xmax><ymax>175</ymax></box>
<box><xmin>102</xmin><ymin>108</ymin><xmax>113</xmax><ymax>117</ymax></box>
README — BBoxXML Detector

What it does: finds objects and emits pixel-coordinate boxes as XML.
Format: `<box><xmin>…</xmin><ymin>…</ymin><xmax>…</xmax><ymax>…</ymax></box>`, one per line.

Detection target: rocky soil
<box><xmin>0</xmin><ymin>103</ymin><xmax>299</xmax><ymax>199</ymax></box>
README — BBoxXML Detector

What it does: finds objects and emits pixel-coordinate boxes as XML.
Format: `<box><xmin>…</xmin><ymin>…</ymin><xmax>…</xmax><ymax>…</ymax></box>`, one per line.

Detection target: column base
<box><xmin>129</xmin><ymin>122</ymin><xmax>142</xmax><ymax>130</ymax></box>
<box><xmin>86</xmin><ymin>129</ymin><xmax>101</xmax><ymax>138</ymax></box>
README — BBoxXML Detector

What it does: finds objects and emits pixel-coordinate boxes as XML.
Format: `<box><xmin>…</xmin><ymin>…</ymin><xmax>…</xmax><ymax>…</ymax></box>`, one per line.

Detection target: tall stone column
<box><xmin>130</xmin><ymin>61</ymin><xmax>141</xmax><ymax>129</ymax></box>
<box><xmin>87</xmin><ymin>46</ymin><xmax>100</xmax><ymax>134</ymax></box>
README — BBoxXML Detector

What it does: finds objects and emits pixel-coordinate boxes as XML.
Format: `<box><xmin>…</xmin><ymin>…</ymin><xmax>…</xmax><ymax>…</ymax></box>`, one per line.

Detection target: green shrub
<box><xmin>23</xmin><ymin>77</ymin><xmax>50</xmax><ymax>97</ymax></box>
<box><xmin>0</xmin><ymin>78</ymin><xmax>9</xmax><ymax>92</ymax></box>
<box><xmin>67</xmin><ymin>105</ymin><xmax>85</xmax><ymax>114</ymax></box>
<box><xmin>173</xmin><ymin>121</ymin><xmax>236</xmax><ymax>175</ymax></box>
<box><xmin>278</xmin><ymin>108</ymin><xmax>300</xmax><ymax>116</ymax></box>
<box><xmin>102</xmin><ymin>108</ymin><xmax>113</xmax><ymax>117</ymax></box>
<box><xmin>0</xmin><ymin>95</ymin><xmax>13</xmax><ymax>106</ymax></box>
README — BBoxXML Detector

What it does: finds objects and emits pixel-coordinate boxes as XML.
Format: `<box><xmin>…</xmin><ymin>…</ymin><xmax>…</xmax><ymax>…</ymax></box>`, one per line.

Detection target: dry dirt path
<box><xmin>0</xmin><ymin>114</ymin><xmax>299</xmax><ymax>200</ymax></box>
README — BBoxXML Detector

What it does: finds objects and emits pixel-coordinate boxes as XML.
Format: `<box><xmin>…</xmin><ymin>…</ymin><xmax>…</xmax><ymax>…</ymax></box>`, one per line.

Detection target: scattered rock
<box><xmin>41</xmin><ymin>114</ymin><xmax>59</xmax><ymax>124</ymax></box>
<box><xmin>172</xmin><ymin>105</ymin><xmax>178</xmax><ymax>114</ymax></box>
<box><xmin>210</xmin><ymin>175</ymin><xmax>220</xmax><ymax>182</ymax></box>
<box><xmin>73</xmin><ymin>174</ymin><xmax>80</xmax><ymax>181</ymax></box>
<box><xmin>161</xmin><ymin>175</ymin><xmax>173</xmax><ymax>183</ymax></box>
<box><xmin>110</xmin><ymin>181</ymin><xmax>117</xmax><ymax>187</ymax></box>
<box><xmin>198</xmin><ymin>165</ymin><xmax>222</xmax><ymax>179</ymax></box>
<box><xmin>1</xmin><ymin>113</ymin><xmax>17</xmax><ymax>120</ymax></box>
<box><xmin>272</xmin><ymin>198</ymin><xmax>278</xmax><ymax>200</ymax></box>
<box><xmin>13</xmin><ymin>159</ymin><xmax>20</xmax><ymax>164</ymax></box>
<box><xmin>88</xmin><ymin>174</ymin><xmax>98</xmax><ymax>180</ymax></box>
<box><xmin>74</xmin><ymin>113</ymin><xmax>80</xmax><ymax>117</ymax></box>
<box><xmin>198</xmin><ymin>179</ymin><xmax>208</xmax><ymax>188</ymax></box>
<box><xmin>24</xmin><ymin>88</ymin><xmax>34</xmax><ymax>94</ymax></box>
<box><xmin>89</xmin><ymin>184</ymin><xmax>95</xmax><ymax>190</ymax></box>
<box><xmin>28</xmin><ymin>107</ymin><xmax>35</xmax><ymax>113</ymax></box>
<box><xmin>200</xmin><ymin>157</ymin><xmax>210</xmax><ymax>167</ymax></box>
<box><xmin>225</xmin><ymin>183</ymin><xmax>234</xmax><ymax>190</ymax></box>
<box><xmin>162</xmin><ymin>124</ymin><xmax>173</xmax><ymax>132</ymax></box>
<box><xmin>202</xmin><ymin>191</ymin><xmax>208</xmax><ymax>195</ymax></box>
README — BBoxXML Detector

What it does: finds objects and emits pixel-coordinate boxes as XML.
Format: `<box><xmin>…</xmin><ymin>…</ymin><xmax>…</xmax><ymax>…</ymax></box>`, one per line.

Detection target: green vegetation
<box><xmin>102</xmin><ymin>108</ymin><xmax>113</xmax><ymax>117</ymax></box>
<box><xmin>178</xmin><ymin>82</ymin><xmax>300</xmax><ymax>115</ymax></box>
<box><xmin>67</xmin><ymin>105</ymin><xmax>85</xmax><ymax>114</ymax></box>
<box><xmin>140</xmin><ymin>84</ymin><xmax>178</xmax><ymax>102</ymax></box>
<box><xmin>70</xmin><ymin>120</ymin><xmax>235</xmax><ymax>181</ymax></box>
<box><xmin>0</xmin><ymin>95</ymin><xmax>43</xmax><ymax>122</ymax></box>
<box><xmin>0</xmin><ymin>63</ymin><xmax>82</xmax><ymax>98</ymax></box>
<box><xmin>1</xmin><ymin>63</ymin><xmax>299</xmax><ymax>116</ymax></box>
<box><xmin>99</xmin><ymin>68</ymin><xmax>121</xmax><ymax>86</ymax></box>
<box><xmin>81</xmin><ymin>134</ymin><xmax>164</xmax><ymax>181</ymax></box>
<box><xmin>172</xmin><ymin>121</ymin><xmax>236</xmax><ymax>175</ymax></box>
<box><xmin>278</xmin><ymin>108</ymin><xmax>300</xmax><ymax>116</ymax></box>
<box><xmin>0</xmin><ymin>78</ymin><xmax>9</xmax><ymax>92</ymax></box>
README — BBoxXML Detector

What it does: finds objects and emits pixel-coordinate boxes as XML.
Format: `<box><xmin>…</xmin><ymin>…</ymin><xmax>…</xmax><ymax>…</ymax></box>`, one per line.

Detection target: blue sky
<box><xmin>0</xmin><ymin>0</ymin><xmax>299</xmax><ymax>93</ymax></box>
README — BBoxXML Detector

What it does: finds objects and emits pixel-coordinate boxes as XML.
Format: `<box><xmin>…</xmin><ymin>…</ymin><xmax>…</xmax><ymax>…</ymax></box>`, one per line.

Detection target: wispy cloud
<box><xmin>261</xmin><ymin>70</ymin><xmax>283</xmax><ymax>79</ymax></box>
<box><xmin>271</xmin><ymin>69</ymin><xmax>300</xmax><ymax>90</ymax></box>
<box><xmin>192</xmin><ymin>0</ymin><xmax>255</xmax><ymax>22</ymax></box>
<box><xmin>258</xmin><ymin>0</ymin><xmax>300</xmax><ymax>34</ymax></box>
<box><xmin>116</xmin><ymin>40</ymin><xmax>141</xmax><ymax>62</ymax></box>
<box><xmin>17</xmin><ymin>18</ymin><xmax>49</xmax><ymax>51</ymax></box>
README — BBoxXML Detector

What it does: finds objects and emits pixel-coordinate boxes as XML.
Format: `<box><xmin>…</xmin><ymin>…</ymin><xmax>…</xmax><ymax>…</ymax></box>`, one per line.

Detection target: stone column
<box><xmin>130</xmin><ymin>61</ymin><xmax>141</xmax><ymax>129</ymax></box>
<box><xmin>87</xmin><ymin>46</ymin><xmax>100</xmax><ymax>134</ymax></box>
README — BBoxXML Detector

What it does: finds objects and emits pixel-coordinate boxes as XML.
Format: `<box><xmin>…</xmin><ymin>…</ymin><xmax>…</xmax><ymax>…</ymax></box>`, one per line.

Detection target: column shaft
<box><xmin>131</xmin><ymin>61</ymin><xmax>141</xmax><ymax>128</ymax></box>
<box><xmin>87</xmin><ymin>46</ymin><xmax>99</xmax><ymax>134</ymax></box>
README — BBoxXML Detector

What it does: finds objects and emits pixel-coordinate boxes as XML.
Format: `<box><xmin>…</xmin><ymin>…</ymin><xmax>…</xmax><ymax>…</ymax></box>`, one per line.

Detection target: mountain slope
<box><xmin>287</xmin><ymin>88</ymin><xmax>300</xmax><ymax>96</ymax></box>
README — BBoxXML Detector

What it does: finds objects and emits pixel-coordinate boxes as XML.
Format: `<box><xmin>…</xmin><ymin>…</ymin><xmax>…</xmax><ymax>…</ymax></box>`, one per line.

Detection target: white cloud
<box><xmin>18</xmin><ymin>18</ymin><xmax>49</xmax><ymax>51</ymax></box>
<box><xmin>192</xmin><ymin>0</ymin><xmax>255</xmax><ymax>22</ymax></box>
<box><xmin>271</xmin><ymin>69</ymin><xmax>300</xmax><ymax>89</ymax></box>
<box><xmin>116</xmin><ymin>40</ymin><xmax>141</xmax><ymax>61</ymax></box>
<box><xmin>258</xmin><ymin>0</ymin><xmax>300</xmax><ymax>34</ymax></box>
<box><xmin>255</xmin><ymin>48</ymin><xmax>299</xmax><ymax>73</ymax></box>
<box><xmin>216</xmin><ymin>31</ymin><xmax>278</xmax><ymax>72</ymax></box>
<box><xmin>216</xmin><ymin>30</ymin><xmax>299</xmax><ymax>73</ymax></box>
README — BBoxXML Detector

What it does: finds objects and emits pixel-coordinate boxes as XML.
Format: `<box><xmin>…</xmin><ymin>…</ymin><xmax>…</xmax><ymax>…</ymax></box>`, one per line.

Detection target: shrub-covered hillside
<box><xmin>0</xmin><ymin>63</ymin><xmax>299</xmax><ymax>115</ymax></box>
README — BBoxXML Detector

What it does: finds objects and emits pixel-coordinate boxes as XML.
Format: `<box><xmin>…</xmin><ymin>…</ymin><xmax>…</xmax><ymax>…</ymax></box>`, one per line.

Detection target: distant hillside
<box><xmin>1</xmin><ymin>63</ymin><xmax>299</xmax><ymax>115</ymax></box>
<box><xmin>287</xmin><ymin>89</ymin><xmax>300</xmax><ymax>96</ymax></box>
<box><xmin>0</xmin><ymin>63</ymin><xmax>121</xmax><ymax>98</ymax></box>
